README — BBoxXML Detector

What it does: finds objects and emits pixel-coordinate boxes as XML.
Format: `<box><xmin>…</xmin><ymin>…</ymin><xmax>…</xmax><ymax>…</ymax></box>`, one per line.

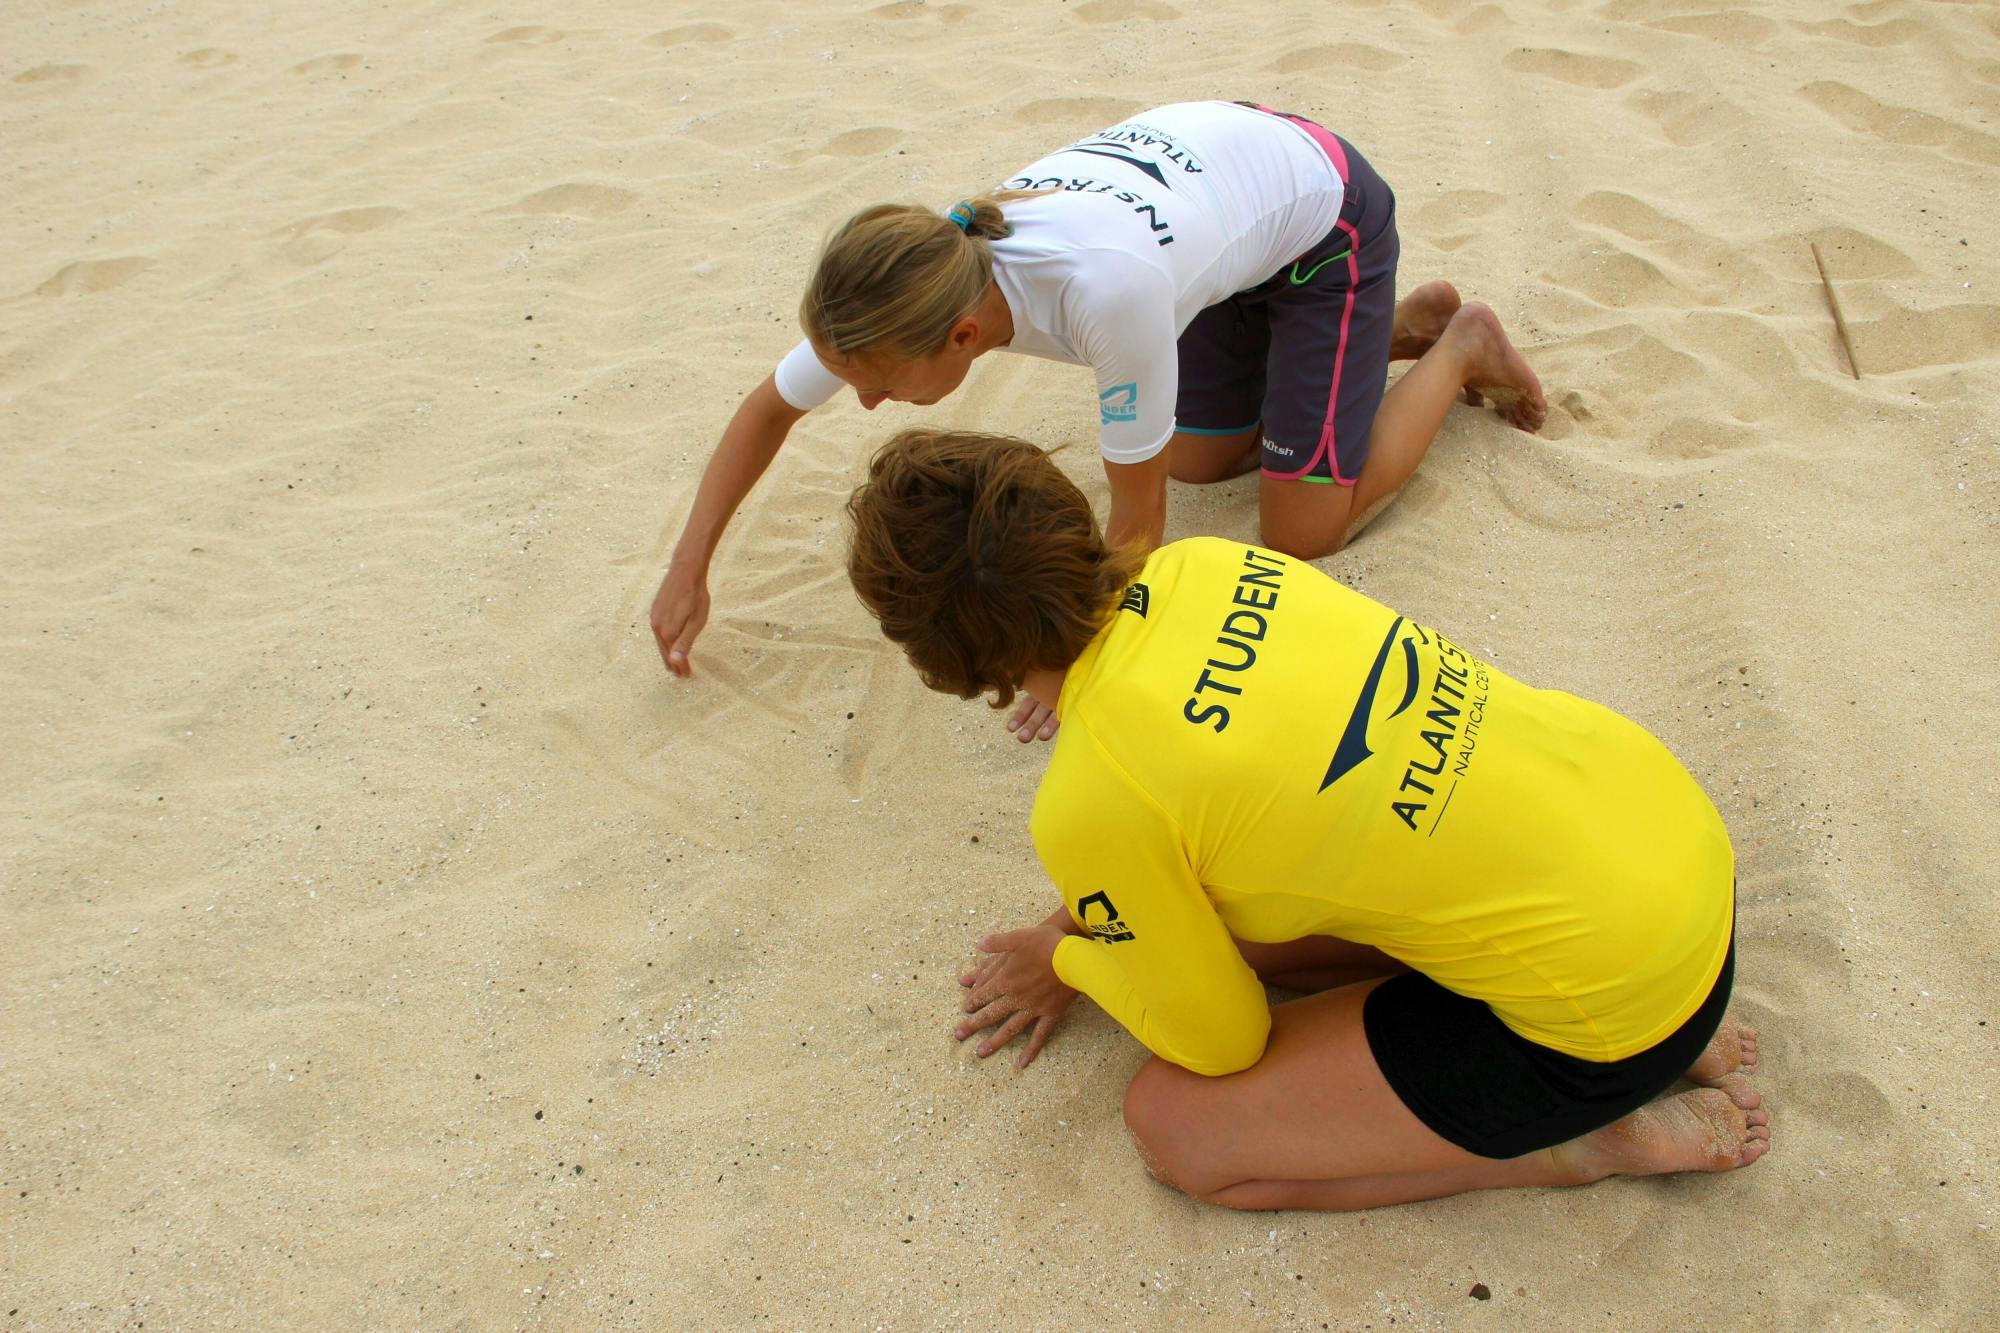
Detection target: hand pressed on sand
<box><xmin>956</xmin><ymin>924</ymin><xmax>1077</xmax><ymax>1067</ymax></box>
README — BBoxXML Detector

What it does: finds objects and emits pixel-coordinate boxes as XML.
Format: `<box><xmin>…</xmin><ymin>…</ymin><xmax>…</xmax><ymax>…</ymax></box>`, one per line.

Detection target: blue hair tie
<box><xmin>946</xmin><ymin>201</ymin><xmax>975</xmax><ymax>233</ymax></box>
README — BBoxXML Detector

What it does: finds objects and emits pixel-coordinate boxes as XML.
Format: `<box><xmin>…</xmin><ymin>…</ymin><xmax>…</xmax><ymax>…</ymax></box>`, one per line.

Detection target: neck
<box><xmin>1021</xmin><ymin>665</ymin><xmax>1067</xmax><ymax>713</ymax></box>
<box><xmin>974</xmin><ymin>282</ymin><xmax>1014</xmax><ymax>351</ymax></box>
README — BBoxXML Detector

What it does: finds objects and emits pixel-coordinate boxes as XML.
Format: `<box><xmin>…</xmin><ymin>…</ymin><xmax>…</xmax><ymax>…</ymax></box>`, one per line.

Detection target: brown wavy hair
<box><xmin>846</xmin><ymin>429</ymin><xmax>1142</xmax><ymax>709</ymax></box>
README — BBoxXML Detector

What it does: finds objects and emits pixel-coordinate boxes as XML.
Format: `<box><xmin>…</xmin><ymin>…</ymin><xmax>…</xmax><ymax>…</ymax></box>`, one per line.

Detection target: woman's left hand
<box><xmin>1005</xmin><ymin>694</ymin><xmax>1059</xmax><ymax>743</ymax></box>
<box><xmin>955</xmin><ymin>924</ymin><xmax>1077</xmax><ymax>1067</ymax></box>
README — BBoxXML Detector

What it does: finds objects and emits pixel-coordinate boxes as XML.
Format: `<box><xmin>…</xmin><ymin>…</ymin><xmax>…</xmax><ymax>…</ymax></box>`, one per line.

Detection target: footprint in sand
<box><xmin>1846</xmin><ymin>303</ymin><xmax>2000</xmax><ymax>376</ymax></box>
<box><xmin>271</xmin><ymin>206</ymin><xmax>402</xmax><ymax>265</ymax></box>
<box><xmin>1416</xmin><ymin>3</ymin><xmax>1503</xmax><ymax>36</ymax></box>
<box><xmin>1502</xmin><ymin>48</ymin><xmax>1641</xmax><ymax>90</ymax></box>
<box><xmin>1273</xmin><ymin>43</ymin><xmax>1407</xmax><ymax>74</ymax></box>
<box><xmin>1544</xmin><ymin>244</ymin><xmax>1686</xmax><ymax>310</ymax></box>
<box><xmin>782</xmin><ymin>127</ymin><xmax>904</xmax><ymax>166</ymax></box>
<box><xmin>1559</xmin><ymin>323</ymin><xmax>1707</xmax><ymax>397</ymax></box>
<box><xmin>292</xmin><ymin>53</ymin><xmax>364</xmax><ymax>75</ymax></box>
<box><xmin>13</xmin><ymin>63</ymin><xmax>92</xmax><ymax>86</ymax></box>
<box><xmin>33</xmin><ymin>257</ymin><xmax>153</xmax><ymax>297</ymax></box>
<box><xmin>1797</xmin><ymin>227</ymin><xmax>1916</xmax><ymax>282</ymax></box>
<box><xmin>1073</xmin><ymin>0</ymin><xmax>1181</xmax><ymax>21</ymax></box>
<box><xmin>1013</xmin><ymin>97</ymin><xmax>1139</xmax><ymax>128</ymax></box>
<box><xmin>870</xmin><ymin>1</ymin><xmax>974</xmax><ymax>19</ymax></box>
<box><xmin>503</xmin><ymin>184</ymin><xmax>638</xmax><ymax>217</ymax></box>
<box><xmin>1572</xmin><ymin>193</ymin><xmax>1772</xmax><ymax>301</ymax></box>
<box><xmin>485</xmin><ymin>26</ymin><xmax>564</xmax><ymax>45</ymax></box>
<box><xmin>1794</xmin><ymin>17</ymin><xmax>1919</xmax><ymax>48</ymax></box>
<box><xmin>1645</xmin><ymin>415</ymin><xmax>1759</xmax><ymax>462</ymax></box>
<box><xmin>1627</xmin><ymin>88</ymin><xmax>1732</xmax><ymax>148</ymax></box>
<box><xmin>1411</xmin><ymin>189</ymin><xmax>1502</xmax><ymax>252</ymax></box>
<box><xmin>1574</xmin><ymin>190</ymin><xmax>1691</xmax><ymax>245</ymax></box>
<box><xmin>647</xmin><ymin>24</ymin><xmax>732</xmax><ymax>47</ymax></box>
<box><xmin>1645</xmin><ymin>12</ymin><xmax>1777</xmax><ymax>44</ymax></box>
<box><xmin>1815</xmin><ymin>1070</ymin><xmax>1896</xmax><ymax>1132</ymax></box>
<box><xmin>178</xmin><ymin>49</ymin><xmax>238</xmax><ymax>68</ymax></box>
<box><xmin>1683</xmin><ymin>310</ymin><xmax>1801</xmax><ymax>381</ymax></box>
<box><xmin>1799</xmin><ymin>80</ymin><xmax>2000</xmax><ymax>167</ymax></box>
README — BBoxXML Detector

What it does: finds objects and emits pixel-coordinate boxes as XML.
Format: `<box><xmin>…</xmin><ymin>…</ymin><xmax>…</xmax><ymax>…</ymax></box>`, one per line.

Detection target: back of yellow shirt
<box><xmin>1036</xmin><ymin>537</ymin><xmax>1734</xmax><ymax>1075</ymax></box>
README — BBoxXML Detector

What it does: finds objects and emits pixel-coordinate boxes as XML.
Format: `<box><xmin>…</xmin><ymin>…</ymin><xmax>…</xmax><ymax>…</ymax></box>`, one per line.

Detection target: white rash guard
<box><xmin>772</xmin><ymin>101</ymin><xmax>1347</xmax><ymax>465</ymax></box>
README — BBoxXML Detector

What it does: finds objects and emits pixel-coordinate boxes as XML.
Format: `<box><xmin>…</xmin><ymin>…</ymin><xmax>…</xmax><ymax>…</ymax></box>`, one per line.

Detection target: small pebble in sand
<box><xmin>1469</xmin><ymin>1283</ymin><xmax>1491</xmax><ymax>1301</ymax></box>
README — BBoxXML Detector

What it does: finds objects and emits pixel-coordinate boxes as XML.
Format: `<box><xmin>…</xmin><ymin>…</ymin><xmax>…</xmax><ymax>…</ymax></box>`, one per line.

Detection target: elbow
<box><xmin>1176</xmin><ymin>1040</ymin><xmax>1264</xmax><ymax>1080</ymax></box>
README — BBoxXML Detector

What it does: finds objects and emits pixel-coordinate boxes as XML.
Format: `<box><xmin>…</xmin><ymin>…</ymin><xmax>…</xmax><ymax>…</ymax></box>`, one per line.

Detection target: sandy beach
<box><xmin>4</xmin><ymin>0</ymin><xmax>1997</xmax><ymax>1325</ymax></box>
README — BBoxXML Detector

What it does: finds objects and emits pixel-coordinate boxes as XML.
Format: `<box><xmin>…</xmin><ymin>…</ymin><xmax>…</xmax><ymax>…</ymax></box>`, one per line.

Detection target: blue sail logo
<box><xmin>1319</xmin><ymin>617</ymin><xmax>1421</xmax><ymax>791</ymax></box>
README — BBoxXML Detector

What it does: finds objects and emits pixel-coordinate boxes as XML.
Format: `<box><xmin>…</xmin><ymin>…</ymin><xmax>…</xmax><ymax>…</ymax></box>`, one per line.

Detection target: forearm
<box><xmin>1105</xmin><ymin>494</ymin><xmax>1166</xmax><ymax>553</ymax></box>
<box><xmin>1102</xmin><ymin>452</ymin><xmax>1171</xmax><ymax>555</ymax></box>
<box><xmin>671</xmin><ymin>378</ymin><xmax>801</xmax><ymax>573</ymax></box>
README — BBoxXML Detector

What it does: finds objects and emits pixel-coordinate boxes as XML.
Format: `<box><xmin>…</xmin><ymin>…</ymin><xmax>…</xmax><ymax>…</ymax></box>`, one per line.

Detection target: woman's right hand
<box><xmin>650</xmin><ymin>564</ymin><xmax>710</xmax><ymax>677</ymax></box>
<box><xmin>955</xmin><ymin>923</ymin><xmax>1077</xmax><ymax>1067</ymax></box>
<box><xmin>647</xmin><ymin>374</ymin><xmax>807</xmax><ymax>679</ymax></box>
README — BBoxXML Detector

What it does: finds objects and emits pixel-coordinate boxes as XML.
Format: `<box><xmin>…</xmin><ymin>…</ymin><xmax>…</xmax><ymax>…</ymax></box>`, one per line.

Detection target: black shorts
<box><xmin>1362</xmin><ymin>938</ymin><xmax>1736</xmax><ymax>1160</ymax></box>
<box><xmin>1174</xmin><ymin>114</ymin><xmax>1399</xmax><ymax>486</ymax></box>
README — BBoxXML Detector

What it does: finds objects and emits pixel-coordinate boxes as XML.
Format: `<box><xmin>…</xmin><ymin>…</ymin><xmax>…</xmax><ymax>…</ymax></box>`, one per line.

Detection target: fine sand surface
<box><xmin>4</xmin><ymin>0</ymin><xmax>1997</xmax><ymax>1326</ymax></box>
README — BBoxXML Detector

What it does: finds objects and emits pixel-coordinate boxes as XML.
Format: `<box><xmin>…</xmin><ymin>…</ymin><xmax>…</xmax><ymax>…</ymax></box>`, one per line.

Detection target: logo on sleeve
<box><xmin>1119</xmin><ymin>583</ymin><xmax>1150</xmax><ymax>618</ymax></box>
<box><xmin>1077</xmin><ymin>891</ymin><xmax>1136</xmax><ymax>943</ymax></box>
<box><xmin>1099</xmin><ymin>383</ymin><xmax>1138</xmax><ymax>424</ymax></box>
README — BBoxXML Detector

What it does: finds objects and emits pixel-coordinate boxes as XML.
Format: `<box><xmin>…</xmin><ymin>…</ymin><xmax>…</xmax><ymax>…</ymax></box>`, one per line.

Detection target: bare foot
<box><xmin>1390</xmin><ymin>280</ymin><xmax>1462</xmax><ymax>361</ymax></box>
<box><xmin>1553</xmin><ymin>1086</ymin><xmax>1771</xmax><ymax>1183</ymax></box>
<box><xmin>1441</xmin><ymin>302</ymin><xmax>1547</xmax><ymax>433</ymax></box>
<box><xmin>1686</xmin><ymin>1016</ymin><xmax>1759</xmax><ymax>1089</ymax></box>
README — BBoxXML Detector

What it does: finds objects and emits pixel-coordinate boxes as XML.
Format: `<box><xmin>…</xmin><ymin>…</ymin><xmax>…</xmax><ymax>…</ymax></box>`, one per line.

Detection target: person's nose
<box><xmin>859</xmin><ymin>392</ymin><xmax>887</xmax><ymax>410</ymax></box>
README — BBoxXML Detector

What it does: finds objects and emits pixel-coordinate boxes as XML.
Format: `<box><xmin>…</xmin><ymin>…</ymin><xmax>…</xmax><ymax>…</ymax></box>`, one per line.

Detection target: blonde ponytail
<box><xmin>801</xmin><ymin>193</ymin><xmax>1027</xmax><ymax>361</ymax></box>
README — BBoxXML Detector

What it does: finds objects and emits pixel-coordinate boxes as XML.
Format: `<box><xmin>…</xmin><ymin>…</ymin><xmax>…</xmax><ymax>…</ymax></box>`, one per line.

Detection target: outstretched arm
<box><xmin>651</xmin><ymin>373</ymin><xmax>808</xmax><ymax>676</ymax></box>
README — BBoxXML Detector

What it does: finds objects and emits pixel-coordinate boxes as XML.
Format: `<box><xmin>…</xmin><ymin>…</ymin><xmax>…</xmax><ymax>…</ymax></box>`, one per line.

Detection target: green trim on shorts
<box><xmin>1176</xmin><ymin>422</ymin><xmax>1261</xmax><ymax>437</ymax></box>
<box><xmin>1287</xmin><ymin>248</ymin><xmax>1353</xmax><ymax>285</ymax></box>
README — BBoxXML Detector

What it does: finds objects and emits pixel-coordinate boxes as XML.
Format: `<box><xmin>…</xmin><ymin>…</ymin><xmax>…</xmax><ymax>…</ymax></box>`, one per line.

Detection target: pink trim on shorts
<box><xmin>1244</xmin><ymin>102</ymin><xmax>1361</xmax><ymax>484</ymax></box>
<box><xmin>1261</xmin><ymin>218</ymin><xmax>1362</xmax><ymax>485</ymax></box>
<box><xmin>1319</xmin><ymin>219</ymin><xmax>1364</xmax><ymax>484</ymax></box>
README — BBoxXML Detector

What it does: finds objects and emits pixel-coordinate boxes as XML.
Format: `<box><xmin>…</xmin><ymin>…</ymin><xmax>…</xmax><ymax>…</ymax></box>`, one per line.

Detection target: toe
<box><xmin>1714</xmin><ymin>1073</ymin><xmax>1761</xmax><ymax>1111</ymax></box>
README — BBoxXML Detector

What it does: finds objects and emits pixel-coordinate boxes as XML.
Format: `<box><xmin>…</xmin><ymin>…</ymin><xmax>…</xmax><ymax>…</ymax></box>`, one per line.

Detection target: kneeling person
<box><xmin>845</xmin><ymin>428</ymin><xmax>1768</xmax><ymax>1212</ymax></box>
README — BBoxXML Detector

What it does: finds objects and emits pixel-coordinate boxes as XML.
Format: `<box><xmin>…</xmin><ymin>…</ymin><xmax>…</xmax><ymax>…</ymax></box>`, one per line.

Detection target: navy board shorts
<box><xmin>1175</xmin><ymin>107</ymin><xmax>1400</xmax><ymax>485</ymax></box>
<box><xmin>1362</xmin><ymin>933</ymin><xmax>1736</xmax><ymax>1160</ymax></box>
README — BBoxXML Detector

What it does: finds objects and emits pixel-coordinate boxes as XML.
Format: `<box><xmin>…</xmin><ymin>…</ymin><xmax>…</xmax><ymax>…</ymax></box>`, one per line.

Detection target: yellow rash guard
<box><xmin>1035</xmin><ymin>537</ymin><xmax>1734</xmax><ymax>1076</ymax></box>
